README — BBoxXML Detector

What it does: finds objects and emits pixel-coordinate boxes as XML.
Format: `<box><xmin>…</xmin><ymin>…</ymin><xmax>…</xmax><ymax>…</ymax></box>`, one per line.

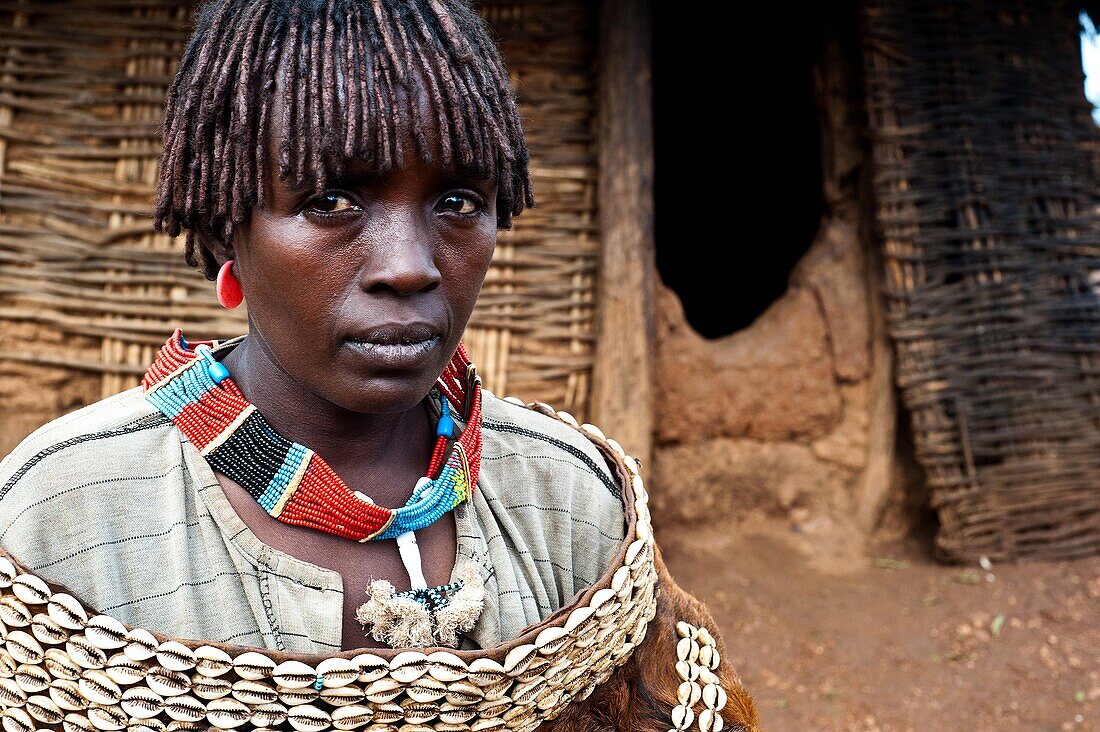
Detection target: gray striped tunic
<box><xmin>0</xmin><ymin>339</ymin><xmax>625</xmax><ymax>653</ymax></box>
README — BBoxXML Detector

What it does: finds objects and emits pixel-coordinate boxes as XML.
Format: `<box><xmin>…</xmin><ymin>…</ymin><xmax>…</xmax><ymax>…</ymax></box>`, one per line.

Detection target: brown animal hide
<box><xmin>549</xmin><ymin>546</ymin><xmax>758</xmax><ymax>731</ymax></box>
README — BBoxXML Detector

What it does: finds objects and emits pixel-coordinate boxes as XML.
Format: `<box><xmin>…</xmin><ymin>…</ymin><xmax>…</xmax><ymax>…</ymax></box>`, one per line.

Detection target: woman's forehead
<box><xmin>260</xmin><ymin>56</ymin><xmax>495</xmax><ymax>191</ymax></box>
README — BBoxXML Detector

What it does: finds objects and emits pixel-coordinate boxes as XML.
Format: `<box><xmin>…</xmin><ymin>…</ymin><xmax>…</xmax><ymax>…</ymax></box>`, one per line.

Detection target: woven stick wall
<box><xmin>0</xmin><ymin>0</ymin><xmax>598</xmax><ymax>432</ymax></box>
<box><xmin>861</xmin><ymin>0</ymin><xmax>1100</xmax><ymax>561</ymax></box>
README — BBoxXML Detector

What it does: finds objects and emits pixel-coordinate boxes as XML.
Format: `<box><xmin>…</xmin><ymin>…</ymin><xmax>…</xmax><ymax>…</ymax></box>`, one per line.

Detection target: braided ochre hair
<box><xmin>155</xmin><ymin>0</ymin><xmax>535</xmax><ymax>279</ymax></box>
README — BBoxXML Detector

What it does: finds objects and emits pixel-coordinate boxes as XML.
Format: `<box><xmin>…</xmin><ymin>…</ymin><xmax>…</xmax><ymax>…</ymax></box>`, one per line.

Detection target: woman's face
<box><xmin>226</xmin><ymin>122</ymin><xmax>498</xmax><ymax>416</ymax></box>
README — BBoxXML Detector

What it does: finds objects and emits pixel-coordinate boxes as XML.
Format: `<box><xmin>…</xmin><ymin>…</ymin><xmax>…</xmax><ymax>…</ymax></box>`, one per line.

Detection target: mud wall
<box><xmin>648</xmin><ymin>3</ymin><xmax>917</xmax><ymax>551</ymax></box>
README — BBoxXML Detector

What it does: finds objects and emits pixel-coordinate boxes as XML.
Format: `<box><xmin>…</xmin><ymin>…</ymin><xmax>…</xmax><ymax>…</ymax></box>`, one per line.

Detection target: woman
<box><xmin>0</xmin><ymin>0</ymin><xmax>757</xmax><ymax>729</ymax></box>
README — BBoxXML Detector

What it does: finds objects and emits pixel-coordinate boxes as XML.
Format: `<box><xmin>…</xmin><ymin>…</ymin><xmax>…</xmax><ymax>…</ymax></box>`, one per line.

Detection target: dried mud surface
<box><xmin>662</xmin><ymin>520</ymin><xmax>1100</xmax><ymax>732</ymax></box>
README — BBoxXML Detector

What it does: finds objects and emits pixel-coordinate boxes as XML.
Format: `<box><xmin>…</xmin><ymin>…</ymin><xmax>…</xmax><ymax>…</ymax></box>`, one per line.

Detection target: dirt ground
<box><xmin>661</xmin><ymin>519</ymin><xmax>1100</xmax><ymax>732</ymax></box>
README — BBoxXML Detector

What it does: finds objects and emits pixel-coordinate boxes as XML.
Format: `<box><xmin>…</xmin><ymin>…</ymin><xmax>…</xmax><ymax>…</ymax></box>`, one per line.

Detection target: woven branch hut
<box><xmin>1</xmin><ymin>0</ymin><xmax>1099</xmax><ymax>564</ymax></box>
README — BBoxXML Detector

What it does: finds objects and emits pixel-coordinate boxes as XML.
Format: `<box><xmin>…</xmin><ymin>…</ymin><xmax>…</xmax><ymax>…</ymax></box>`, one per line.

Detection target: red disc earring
<box><xmin>216</xmin><ymin>259</ymin><xmax>244</xmax><ymax>309</ymax></box>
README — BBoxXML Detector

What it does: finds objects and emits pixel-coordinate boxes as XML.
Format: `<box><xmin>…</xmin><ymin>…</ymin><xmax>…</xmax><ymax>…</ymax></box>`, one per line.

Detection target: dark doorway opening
<box><xmin>651</xmin><ymin>5</ymin><xmax>825</xmax><ymax>339</ymax></box>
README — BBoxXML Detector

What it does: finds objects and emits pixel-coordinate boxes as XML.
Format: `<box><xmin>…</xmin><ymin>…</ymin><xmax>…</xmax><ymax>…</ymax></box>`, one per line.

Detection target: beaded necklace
<box><xmin>141</xmin><ymin>329</ymin><xmax>483</xmax><ymax>543</ymax></box>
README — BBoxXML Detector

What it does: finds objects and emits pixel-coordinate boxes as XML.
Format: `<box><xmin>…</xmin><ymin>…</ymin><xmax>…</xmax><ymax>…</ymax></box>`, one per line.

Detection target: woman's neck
<box><xmin>217</xmin><ymin>333</ymin><xmax>435</xmax><ymax>505</ymax></box>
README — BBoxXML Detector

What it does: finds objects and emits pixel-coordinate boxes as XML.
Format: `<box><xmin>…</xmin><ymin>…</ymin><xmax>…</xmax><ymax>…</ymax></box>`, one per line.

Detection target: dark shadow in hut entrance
<box><xmin>651</xmin><ymin>3</ymin><xmax>825</xmax><ymax>339</ymax></box>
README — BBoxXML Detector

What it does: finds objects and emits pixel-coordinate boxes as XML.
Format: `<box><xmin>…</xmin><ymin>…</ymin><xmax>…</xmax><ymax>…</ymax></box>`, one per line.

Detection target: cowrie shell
<box><xmin>511</xmin><ymin>676</ymin><xmax>546</xmax><ymax>706</ymax></box>
<box><xmin>678</xmin><ymin>680</ymin><xmax>701</xmax><ymax>707</ymax></box>
<box><xmin>363</xmin><ymin>678</ymin><xmax>401</xmax><ymax>704</ymax></box>
<box><xmin>443</xmin><ymin>681</ymin><xmax>483</xmax><ymax>707</ymax></box>
<box><xmin>192</xmin><ymin>645</ymin><xmax>232</xmax><ymax>677</ymax></box>
<box><xmin>329</xmin><ymin>704</ymin><xmax>373</xmax><ymax>730</ymax></box>
<box><xmin>556</xmin><ymin>410</ymin><xmax>579</xmax><ymax>427</ymax></box>
<box><xmin>230</xmin><ymin>679</ymin><xmax>277</xmax><ymax>706</ymax></box>
<box><xmin>120</xmin><ymin>687</ymin><xmax>164</xmax><ymax>719</ymax></box>
<box><xmin>43</xmin><ymin>648</ymin><xmax>81</xmax><ymax>680</ymax></box>
<box><xmin>276</xmin><ymin>685</ymin><xmax>317</xmax><ymax>707</ymax></box>
<box><xmin>389</xmin><ymin>651</ymin><xmax>428</xmax><ymax>683</ymax></box>
<box><xmin>25</xmin><ymin>694</ymin><xmax>63</xmax><ymax>724</ymax></box>
<box><xmin>466</xmin><ymin>658</ymin><xmax>505</xmax><ymax>687</ymax></box>
<box><xmin>703</xmin><ymin>683</ymin><xmax>727</xmax><ymax>711</ymax></box>
<box><xmin>2</xmin><ymin>707</ymin><xmax>34</xmax><ymax>732</ymax></box>
<box><xmin>370</xmin><ymin>703</ymin><xmax>402</xmax><ymax>724</ymax></box>
<box><xmin>83</xmin><ymin>616</ymin><xmax>127</xmax><ymax>651</ymax></box>
<box><xmin>287</xmin><ymin>703</ymin><xmax>332</xmax><ymax>732</ymax></box>
<box><xmin>352</xmin><ymin>653</ymin><xmax>387</xmax><ymax>684</ymax></box>
<box><xmin>146</xmin><ymin>666</ymin><xmax>189</xmax><ymax>697</ymax></box>
<box><xmin>405</xmin><ymin>675</ymin><xmax>446</xmax><ymax>703</ymax></box>
<box><xmin>6</xmin><ymin>630</ymin><xmax>43</xmax><ymax>664</ymax></box>
<box><xmin>155</xmin><ymin>641</ymin><xmax>195</xmax><ymax>672</ymax></box>
<box><xmin>439</xmin><ymin>703</ymin><xmax>478</xmax><ymax>723</ymax></box>
<box><xmin>30</xmin><ymin>613</ymin><xmax>66</xmax><ymax>645</ymax></box>
<box><xmin>535</xmin><ymin>626</ymin><xmax>569</xmax><ymax>655</ymax></box>
<box><xmin>86</xmin><ymin>702</ymin><xmax>126</xmax><ymax>730</ymax></box>
<box><xmin>318</xmin><ymin>684</ymin><xmax>362</xmax><ymax>707</ymax></box>
<box><xmin>698</xmin><ymin>708</ymin><xmax>724</xmax><ymax>732</ymax></box>
<box><xmin>12</xmin><ymin>575</ymin><xmax>50</xmax><ymax>605</ymax></box>
<box><xmin>677</xmin><ymin>637</ymin><xmax>700</xmax><ymax>664</ymax></box>
<box><xmin>697</xmin><ymin>627</ymin><xmax>715</xmax><ymax>648</ymax></box>
<box><xmin>232</xmin><ymin>651</ymin><xmax>274</xmax><ymax>680</ymax></box>
<box><xmin>671</xmin><ymin>703</ymin><xmax>694</xmax><ymax>730</ymax></box>
<box><xmin>61</xmin><ymin>712</ymin><xmax>93</xmax><ymax>732</ymax></box>
<box><xmin>0</xmin><ymin>598</ymin><xmax>31</xmax><ymax>628</ymax></box>
<box><xmin>163</xmin><ymin>694</ymin><xmax>205</xmax><ymax>722</ymax></box>
<box><xmin>0</xmin><ymin>559</ymin><xmax>16</xmax><ymax>588</ymax></box>
<box><xmin>249</xmin><ymin>702</ymin><xmax>288</xmax><ymax>728</ymax></box>
<box><xmin>192</xmin><ymin>675</ymin><xmax>231</xmax><ymax>701</ymax></box>
<box><xmin>104</xmin><ymin>653</ymin><xmax>144</xmax><ymax>686</ymax></box>
<box><xmin>0</xmin><ymin>677</ymin><xmax>26</xmax><ymax>707</ymax></box>
<box><xmin>48</xmin><ymin>679</ymin><xmax>84</xmax><ymax>711</ymax></box>
<box><xmin>503</xmin><ymin>644</ymin><xmax>537</xmax><ymax>676</ymax></box>
<box><xmin>0</xmin><ymin>649</ymin><xmax>16</xmax><ymax>677</ymax></box>
<box><xmin>47</xmin><ymin>595</ymin><xmax>87</xmax><ymax>632</ymax></box>
<box><xmin>580</xmin><ymin>423</ymin><xmax>606</xmax><ymax>441</ymax></box>
<box><xmin>398</xmin><ymin>697</ymin><xmax>439</xmax><ymax>724</ymax></box>
<box><xmin>425</xmin><ymin>651</ymin><xmax>467</xmax><ymax>683</ymax></box>
<box><xmin>14</xmin><ymin>663</ymin><xmax>49</xmax><ymax>693</ymax></box>
<box><xmin>122</xmin><ymin>629</ymin><xmax>158</xmax><ymax>663</ymax></box>
<box><xmin>79</xmin><ymin>669</ymin><xmax>122</xmax><ymax>705</ymax></box>
<box><xmin>315</xmin><ymin>657</ymin><xmax>358</xmax><ymax>688</ymax></box>
<box><xmin>272</xmin><ymin>660</ymin><xmax>316</xmax><ymax>689</ymax></box>
<box><xmin>205</xmin><ymin>698</ymin><xmax>250</xmax><ymax>729</ymax></box>
<box><xmin>128</xmin><ymin>720</ymin><xmax>166</xmax><ymax>732</ymax></box>
<box><xmin>675</xmin><ymin>660</ymin><xmax>699</xmax><ymax>682</ymax></box>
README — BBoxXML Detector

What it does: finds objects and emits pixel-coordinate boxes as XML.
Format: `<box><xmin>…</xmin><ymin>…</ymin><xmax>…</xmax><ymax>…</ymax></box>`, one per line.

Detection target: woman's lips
<box><xmin>343</xmin><ymin>323</ymin><xmax>443</xmax><ymax>369</ymax></box>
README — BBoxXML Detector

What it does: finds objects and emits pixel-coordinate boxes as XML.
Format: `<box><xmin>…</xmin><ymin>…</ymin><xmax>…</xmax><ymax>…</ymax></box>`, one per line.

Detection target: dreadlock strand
<box><xmin>253</xmin><ymin>7</ymin><xmax>285</xmax><ymax>211</ymax></box>
<box><xmin>343</xmin><ymin>3</ymin><xmax>363</xmax><ymax>160</ymax></box>
<box><xmin>319</xmin><ymin>4</ymin><xmax>341</xmax><ymax>178</ymax></box>
<box><xmin>292</xmin><ymin>17</ymin><xmax>310</xmax><ymax>188</ymax></box>
<box><xmin>427</xmin><ymin>0</ymin><xmax>472</xmax><ymax>61</ymax></box>
<box><xmin>388</xmin><ymin>4</ymin><xmax>432</xmax><ymax>163</ymax></box>
<box><xmin>405</xmin><ymin>3</ymin><xmax>454</xmax><ymax>165</ymax></box>
<box><xmin>370</xmin><ymin>0</ymin><xmax>407</xmax><ymax>163</ymax></box>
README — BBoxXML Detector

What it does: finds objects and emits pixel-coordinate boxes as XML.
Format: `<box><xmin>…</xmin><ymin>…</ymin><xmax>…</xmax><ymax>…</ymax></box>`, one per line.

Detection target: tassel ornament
<box><xmin>356</xmin><ymin>560</ymin><xmax>485</xmax><ymax>648</ymax></box>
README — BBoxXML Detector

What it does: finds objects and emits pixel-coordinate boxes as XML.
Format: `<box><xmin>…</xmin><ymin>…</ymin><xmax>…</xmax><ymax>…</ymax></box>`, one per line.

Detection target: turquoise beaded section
<box><xmin>145</xmin><ymin>352</ymin><xmax>218</xmax><ymax>418</ymax></box>
<box><xmin>257</xmin><ymin>443</ymin><xmax>309</xmax><ymax>512</ymax></box>
<box><xmin>373</xmin><ymin>448</ymin><xmax>466</xmax><ymax>541</ymax></box>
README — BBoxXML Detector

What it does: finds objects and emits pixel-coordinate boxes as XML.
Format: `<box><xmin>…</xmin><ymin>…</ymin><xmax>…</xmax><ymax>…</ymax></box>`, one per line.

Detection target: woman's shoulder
<box><xmin>478</xmin><ymin>390</ymin><xmax>624</xmax><ymax>504</ymax></box>
<box><xmin>0</xmin><ymin>386</ymin><xmax>175</xmax><ymax>503</ymax></box>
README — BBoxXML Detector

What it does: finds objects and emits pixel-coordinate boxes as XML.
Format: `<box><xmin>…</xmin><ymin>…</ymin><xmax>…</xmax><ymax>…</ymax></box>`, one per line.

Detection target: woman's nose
<box><xmin>360</xmin><ymin>222</ymin><xmax>442</xmax><ymax>296</ymax></box>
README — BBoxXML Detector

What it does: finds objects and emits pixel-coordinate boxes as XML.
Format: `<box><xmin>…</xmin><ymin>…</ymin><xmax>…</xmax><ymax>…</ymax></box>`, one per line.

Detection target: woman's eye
<box><xmin>307</xmin><ymin>192</ymin><xmax>356</xmax><ymax>214</ymax></box>
<box><xmin>439</xmin><ymin>193</ymin><xmax>482</xmax><ymax>216</ymax></box>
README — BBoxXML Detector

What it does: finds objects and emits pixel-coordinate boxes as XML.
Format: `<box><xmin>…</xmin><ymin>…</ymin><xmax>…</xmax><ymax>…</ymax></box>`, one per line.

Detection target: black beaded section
<box><xmin>208</xmin><ymin>411</ymin><xmax>292</xmax><ymax>500</ymax></box>
<box><xmin>396</xmin><ymin>580</ymin><xmax>465</xmax><ymax>611</ymax></box>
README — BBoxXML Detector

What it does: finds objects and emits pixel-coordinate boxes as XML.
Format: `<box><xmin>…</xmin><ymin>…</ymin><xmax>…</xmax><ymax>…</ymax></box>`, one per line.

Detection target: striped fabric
<box><xmin>0</xmin><ymin>336</ymin><xmax>626</xmax><ymax>653</ymax></box>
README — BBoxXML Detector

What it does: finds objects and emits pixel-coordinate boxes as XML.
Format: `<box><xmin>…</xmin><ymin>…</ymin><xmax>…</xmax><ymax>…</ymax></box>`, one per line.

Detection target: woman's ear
<box><xmin>194</xmin><ymin>227</ymin><xmax>236</xmax><ymax>268</ymax></box>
